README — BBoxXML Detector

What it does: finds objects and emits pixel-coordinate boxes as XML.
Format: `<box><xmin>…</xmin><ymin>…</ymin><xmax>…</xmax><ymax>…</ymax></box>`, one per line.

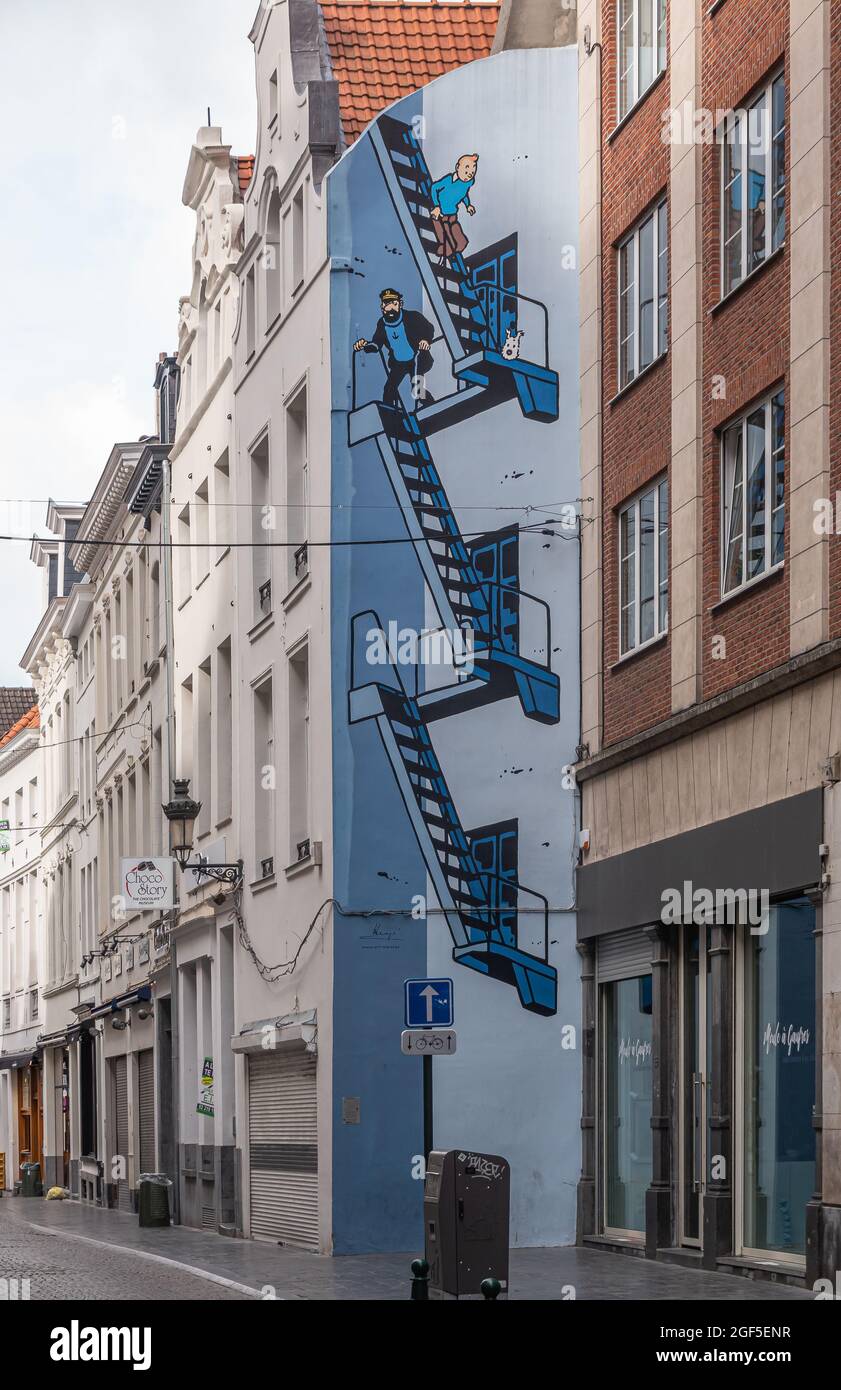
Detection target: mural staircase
<box><xmin>349</xmin><ymin>611</ymin><xmax>557</xmax><ymax>1017</ymax></box>
<box><xmin>369</xmin><ymin>115</ymin><xmax>560</xmax><ymax>422</ymax></box>
<box><xmin>346</xmin><ymin>114</ymin><xmax>564</xmax><ymax>1012</ymax></box>
<box><xmin>354</xmin><ymin>402</ymin><xmax>559</xmax><ymax>724</ymax></box>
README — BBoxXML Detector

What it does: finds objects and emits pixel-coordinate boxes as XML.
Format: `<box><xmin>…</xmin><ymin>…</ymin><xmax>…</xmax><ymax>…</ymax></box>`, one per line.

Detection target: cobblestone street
<box><xmin>0</xmin><ymin>1202</ymin><xmax>251</xmax><ymax>1301</ymax></box>
<box><xmin>0</xmin><ymin>1198</ymin><xmax>816</xmax><ymax>1301</ymax></box>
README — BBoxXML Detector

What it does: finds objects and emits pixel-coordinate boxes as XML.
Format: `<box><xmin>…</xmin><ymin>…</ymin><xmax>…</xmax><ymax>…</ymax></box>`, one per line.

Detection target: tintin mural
<box><xmin>329</xmin><ymin>45</ymin><xmax>579</xmax><ymax>1251</ymax></box>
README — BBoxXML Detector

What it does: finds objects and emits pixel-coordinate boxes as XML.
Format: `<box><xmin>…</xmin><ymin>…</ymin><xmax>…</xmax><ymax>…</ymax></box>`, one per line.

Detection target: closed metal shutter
<box><xmin>112</xmin><ymin>1056</ymin><xmax>132</xmax><ymax>1212</ymax></box>
<box><xmin>597</xmin><ymin>928</ymin><xmax>652</xmax><ymax>983</ymax></box>
<box><xmin>248</xmin><ymin>1049</ymin><xmax>318</xmax><ymax>1249</ymax></box>
<box><xmin>137</xmin><ymin>1049</ymin><xmax>155</xmax><ymax>1175</ymax></box>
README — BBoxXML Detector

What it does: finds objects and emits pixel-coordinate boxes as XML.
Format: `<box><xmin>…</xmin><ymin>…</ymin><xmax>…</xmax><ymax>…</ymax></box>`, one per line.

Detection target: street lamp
<box><xmin>162</xmin><ymin>777</ymin><xmax>243</xmax><ymax>888</ymax></box>
<box><xmin>162</xmin><ymin>778</ymin><xmax>201</xmax><ymax>870</ymax></box>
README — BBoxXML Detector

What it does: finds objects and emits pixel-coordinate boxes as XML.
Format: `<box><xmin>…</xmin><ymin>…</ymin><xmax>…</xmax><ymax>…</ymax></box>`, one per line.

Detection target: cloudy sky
<box><xmin>0</xmin><ymin>0</ymin><xmax>257</xmax><ymax>683</ymax></box>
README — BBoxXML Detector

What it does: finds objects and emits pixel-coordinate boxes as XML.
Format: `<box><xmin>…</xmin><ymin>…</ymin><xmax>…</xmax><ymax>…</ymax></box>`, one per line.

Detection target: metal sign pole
<box><xmin>423</xmin><ymin>1054</ymin><xmax>433</xmax><ymax>1164</ymax></box>
<box><xmin>402</xmin><ymin>978</ymin><xmax>454</xmax><ymax>1167</ymax></box>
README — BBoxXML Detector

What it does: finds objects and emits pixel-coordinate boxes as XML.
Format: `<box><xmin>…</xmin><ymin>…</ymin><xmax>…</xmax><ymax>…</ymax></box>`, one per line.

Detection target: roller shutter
<box><xmin>137</xmin><ymin>1049</ymin><xmax>155</xmax><ymax>1175</ymax></box>
<box><xmin>597</xmin><ymin>928</ymin><xmax>652</xmax><ymax>983</ymax></box>
<box><xmin>248</xmin><ymin>1048</ymin><xmax>318</xmax><ymax>1249</ymax></box>
<box><xmin>111</xmin><ymin>1056</ymin><xmax>132</xmax><ymax>1212</ymax></box>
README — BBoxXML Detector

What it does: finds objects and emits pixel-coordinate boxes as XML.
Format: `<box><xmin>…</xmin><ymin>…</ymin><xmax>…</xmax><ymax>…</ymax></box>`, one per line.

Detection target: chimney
<box><xmin>492</xmin><ymin>0</ymin><xmax>577</xmax><ymax>53</ymax></box>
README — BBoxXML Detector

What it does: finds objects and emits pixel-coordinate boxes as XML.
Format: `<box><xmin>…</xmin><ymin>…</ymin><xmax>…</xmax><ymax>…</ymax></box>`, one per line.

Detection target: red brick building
<box><xmin>576</xmin><ymin>0</ymin><xmax>839</xmax><ymax>1285</ymax></box>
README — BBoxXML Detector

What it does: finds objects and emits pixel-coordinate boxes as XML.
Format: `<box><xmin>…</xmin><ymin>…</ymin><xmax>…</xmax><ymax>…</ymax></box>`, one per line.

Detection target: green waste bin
<box><xmin>138</xmin><ymin>1173</ymin><xmax>172</xmax><ymax>1227</ymax></box>
<box><xmin>20</xmin><ymin>1162</ymin><xmax>42</xmax><ymax>1198</ymax></box>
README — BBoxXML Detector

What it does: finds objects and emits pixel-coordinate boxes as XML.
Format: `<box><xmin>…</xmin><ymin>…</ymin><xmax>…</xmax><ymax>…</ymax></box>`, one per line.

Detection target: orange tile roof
<box><xmin>0</xmin><ymin>688</ymin><xmax>36</xmax><ymax>742</ymax></box>
<box><xmin>0</xmin><ymin>704</ymin><xmax>39</xmax><ymax>750</ymax></box>
<box><xmin>319</xmin><ymin>2</ymin><xmax>500</xmax><ymax>145</ymax></box>
<box><xmin>236</xmin><ymin>155</ymin><xmax>255</xmax><ymax>195</ymax></box>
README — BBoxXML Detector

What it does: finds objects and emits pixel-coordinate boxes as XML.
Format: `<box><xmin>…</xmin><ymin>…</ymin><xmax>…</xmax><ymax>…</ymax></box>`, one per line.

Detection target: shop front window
<box><xmin>604</xmin><ymin>974</ymin><xmax>653</xmax><ymax>1232</ymax></box>
<box><xmin>743</xmin><ymin>897</ymin><xmax>815</xmax><ymax>1257</ymax></box>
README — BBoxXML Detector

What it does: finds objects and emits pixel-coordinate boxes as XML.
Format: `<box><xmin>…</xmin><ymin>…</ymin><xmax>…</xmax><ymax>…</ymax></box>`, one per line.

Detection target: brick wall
<box><xmin>600</xmin><ymin>0</ymin><xmax>672</xmax><ymax>745</ymax></box>
<box><xmin>598</xmin><ymin>0</ymin><xmax>794</xmax><ymax>745</ymax></box>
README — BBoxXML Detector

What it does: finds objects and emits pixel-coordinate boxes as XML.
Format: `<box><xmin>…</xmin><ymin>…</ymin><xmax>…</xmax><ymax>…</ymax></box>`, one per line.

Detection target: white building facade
<box><xmin>230</xmin><ymin>0</ymin><xmax>341</xmax><ymax>1250</ymax></box>
<box><xmin>16</xmin><ymin>503</ymin><xmax>88</xmax><ymax>1196</ymax></box>
<box><xmin>167</xmin><ymin>126</ymin><xmax>246</xmax><ymax>1233</ymax></box>
<box><xmin>66</xmin><ymin>429</ymin><xmax>176</xmax><ymax>1212</ymax></box>
<box><xmin>0</xmin><ymin>699</ymin><xmax>42</xmax><ymax>1193</ymax></box>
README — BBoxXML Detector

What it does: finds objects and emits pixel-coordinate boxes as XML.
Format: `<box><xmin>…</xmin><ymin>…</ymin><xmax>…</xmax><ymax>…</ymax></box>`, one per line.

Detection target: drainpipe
<box><xmin>162</xmin><ymin>451</ymin><xmax>180</xmax><ymax>1224</ymax></box>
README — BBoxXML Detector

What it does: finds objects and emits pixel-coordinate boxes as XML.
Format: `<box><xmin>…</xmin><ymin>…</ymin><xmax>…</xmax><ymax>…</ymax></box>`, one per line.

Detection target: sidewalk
<box><xmin>10</xmin><ymin>1198</ymin><xmax>815</xmax><ymax>1301</ymax></box>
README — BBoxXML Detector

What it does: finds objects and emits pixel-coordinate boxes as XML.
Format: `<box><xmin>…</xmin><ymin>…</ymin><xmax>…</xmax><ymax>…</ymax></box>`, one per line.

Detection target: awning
<box><xmin>232</xmin><ymin>1008</ymin><xmax>317</xmax><ymax>1055</ymax></box>
<box><xmin>38</xmin><ymin>1021</ymin><xmax>95</xmax><ymax>1049</ymax></box>
<box><xmin>0</xmin><ymin>1050</ymin><xmax>38</xmax><ymax>1070</ymax></box>
<box><xmin>88</xmin><ymin>985</ymin><xmax>152</xmax><ymax>1019</ymax></box>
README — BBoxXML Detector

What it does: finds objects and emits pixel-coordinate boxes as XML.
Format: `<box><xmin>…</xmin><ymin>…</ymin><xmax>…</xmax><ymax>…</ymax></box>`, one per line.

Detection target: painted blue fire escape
<box><xmin>347</xmin><ymin>115</ymin><xmax>561</xmax><ymax>1016</ymax></box>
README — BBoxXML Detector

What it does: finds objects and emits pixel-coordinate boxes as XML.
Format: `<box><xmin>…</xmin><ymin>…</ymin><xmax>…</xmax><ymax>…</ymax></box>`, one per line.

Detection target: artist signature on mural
<box><xmin>360</xmin><ymin>922</ymin><xmax>401</xmax><ymax>950</ymax></box>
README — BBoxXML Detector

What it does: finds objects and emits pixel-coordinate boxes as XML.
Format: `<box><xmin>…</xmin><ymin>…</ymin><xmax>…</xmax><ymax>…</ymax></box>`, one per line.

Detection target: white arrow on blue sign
<box><xmin>404</xmin><ymin>978</ymin><xmax>454</xmax><ymax>1028</ymax></box>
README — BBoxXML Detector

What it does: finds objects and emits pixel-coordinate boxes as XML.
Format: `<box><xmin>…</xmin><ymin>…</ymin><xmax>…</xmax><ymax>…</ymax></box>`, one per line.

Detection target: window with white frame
<box><xmin>265</xmin><ymin>189</ymin><xmax>281</xmax><ymax>326</ymax></box>
<box><xmin>286</xmin><ymin>384</ymin><xmax>308</xmax><ymax>592</ymax></box>
<box><xmin>619</xmin><ymin>199</ymin><xmax>668</xmax><ymax>389</ymax></box>
<box><xmin>291</xmin><ymin>185</ymin><xmax>304</xmax><ymax>291</ymax></box>
<box><xmin>618</xmin><ymin>0</ymin><xmax>667</xmax><ymax>122</ymax></box>
<box><xmin>721</xmin><ymin>72</ymin><xmax>785</xmax><ymax>297</ymax></box>
<box><xmin>245</xmin><ymin>267</ymin><xmax>256</xmax><ymax>359</ymax></box>
<box><xmin>253</xmin><ymin>674</ymin><xmax>274</xmax><ymax>878</ymax></box>
<box><xmin>288</xmin><ymin>643</ymin><xmax>310</xmax><ymax>864</ymax></box>
<box><xmin>619</xmin><ymin>477</ymin><xmax>669</xmax><ymax>655</ymax></box>
<box><xmin>721</xmin><ymin>390</ymin><xmax>785</xmax><ymax>597</ymax></box>
<box><xmin>194</xmin><ymin>478</ymin><xmax>210</xmax><ymax>583</ymax></box>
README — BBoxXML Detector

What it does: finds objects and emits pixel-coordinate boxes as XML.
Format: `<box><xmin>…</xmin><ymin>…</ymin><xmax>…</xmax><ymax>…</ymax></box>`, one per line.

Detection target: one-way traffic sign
<box><xmin>404</xmin><ymin>978</ymin><xmax>454</xmax><ymax>1028</ymax></box>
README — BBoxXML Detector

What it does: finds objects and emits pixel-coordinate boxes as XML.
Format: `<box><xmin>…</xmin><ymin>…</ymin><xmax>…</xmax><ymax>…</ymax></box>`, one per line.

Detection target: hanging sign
<box><xmin>121</xmin><ymin>857</ymin><xmax>175</xmax><ymax>910</ymax></box>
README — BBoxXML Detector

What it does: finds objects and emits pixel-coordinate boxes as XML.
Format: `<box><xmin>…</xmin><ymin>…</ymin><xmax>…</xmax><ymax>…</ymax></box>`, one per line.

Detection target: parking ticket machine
<box><xmin>424</xmin><ymin>1149</ymin><xmax>510</xmax><ymax>1298</ymax></box>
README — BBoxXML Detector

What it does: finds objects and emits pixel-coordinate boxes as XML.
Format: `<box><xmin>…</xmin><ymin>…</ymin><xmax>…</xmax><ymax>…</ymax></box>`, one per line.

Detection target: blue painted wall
<box><xmin>329</xmin><ymin>48</ymin><xmax>580</xmax><ymax>1254</ymax></box>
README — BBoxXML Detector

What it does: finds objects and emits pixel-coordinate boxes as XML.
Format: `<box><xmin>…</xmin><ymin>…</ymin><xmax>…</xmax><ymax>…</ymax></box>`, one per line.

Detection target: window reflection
<box><xmin>743</xmin><ymin>897</ymin><xmax>815</xmax><ymax>1256</ymax></box>
<box><xmin>604</xmin><ymin>975</ymin><xmax>653</xmax><ymax>1232</ymax></box>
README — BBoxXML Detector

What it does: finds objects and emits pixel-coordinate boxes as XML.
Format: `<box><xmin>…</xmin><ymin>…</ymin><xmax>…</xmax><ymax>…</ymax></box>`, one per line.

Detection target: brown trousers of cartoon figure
<box><xmin>433</xmin><ymin>213</ymin><xmax>469</xmax><ymax>260</ymax></box>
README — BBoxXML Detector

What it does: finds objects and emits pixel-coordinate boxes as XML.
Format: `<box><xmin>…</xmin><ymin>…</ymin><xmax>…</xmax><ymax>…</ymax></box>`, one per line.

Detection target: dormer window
<box><xmin>48</xmin><ymin>550</ymin><xmax>59</xmax><ymax>603</ymax></box>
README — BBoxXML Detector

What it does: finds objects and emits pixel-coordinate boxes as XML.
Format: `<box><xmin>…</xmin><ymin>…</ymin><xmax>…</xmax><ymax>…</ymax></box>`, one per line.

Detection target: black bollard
<box><xmin>480</xmin><ymin>1278</ymin><xmax>502</xmax><ymax>1300</ymax></box>
<box><xmin>410</xmin><ymin>1257</ymin><xmax>430</xmax><ymax>1300</ymax></box>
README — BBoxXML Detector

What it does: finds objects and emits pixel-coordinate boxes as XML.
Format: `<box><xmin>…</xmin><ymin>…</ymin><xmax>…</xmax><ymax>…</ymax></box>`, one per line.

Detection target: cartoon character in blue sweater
<box><xmin>430</xmin><ymin>153</ymin><xmax>479</xmax><ymax>262</ymax></box>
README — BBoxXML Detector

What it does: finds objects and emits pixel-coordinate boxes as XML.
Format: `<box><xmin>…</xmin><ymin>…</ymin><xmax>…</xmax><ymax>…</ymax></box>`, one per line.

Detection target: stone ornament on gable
<box><xmin>221</xmin><ymin>203</ymin><xmax>244</xmax><ymax>260</ymax></box>
<box><xmin>179</xmin><ymin>295</ymin><xmax>197</xmax><ymax>339</ymax></box>
<box><xmin>198</xmin><ymin>204</ymin><xmax>212</xmax><ymax>260</ymax></box>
